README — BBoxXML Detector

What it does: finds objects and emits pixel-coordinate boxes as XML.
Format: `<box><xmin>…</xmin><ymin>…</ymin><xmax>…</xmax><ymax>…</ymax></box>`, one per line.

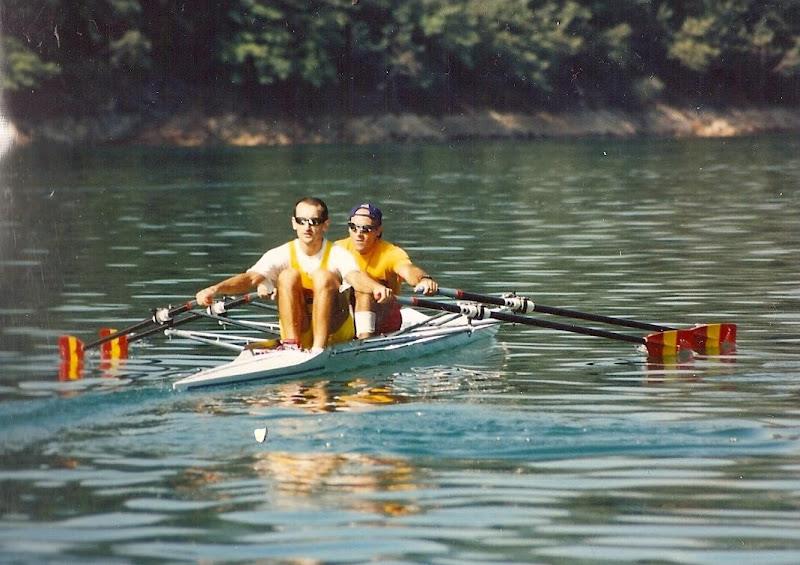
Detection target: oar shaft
<box><xmin>129</xmin><ymin>312</ymin><xmax>203</xmax><ymax>343</ymax></box>
<box><xmin>82</xmin><ymin>300</ymin><xmax>196</xmax><ymax>350</ymax></box>
<box><xmin>437</xmin><ymin>287</ymin><xmax>668</xmax><ymax>332</ymax></box>
<box><xmin>400</xmin><ymin>296</ymin><xmax>645</xmax><ymax>345</ymax></box>
<box><xmin>127</xmin><ymin>294</ymin><xmax>256</xmax><ymax>344</ymax></box>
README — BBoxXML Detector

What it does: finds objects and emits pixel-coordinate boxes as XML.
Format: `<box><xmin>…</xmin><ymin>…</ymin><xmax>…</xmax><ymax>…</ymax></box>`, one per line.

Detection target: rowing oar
<box><xmin>59</xmin><ymin>299</ymin><xmax>198</xmax><ymax>363</ymax></box>
<box><xmin>433</xmin><ymin>287</ymin><xmax>736</xmax><ymax>355</ymax></box>
<box><xmin>58</xmin><ymin>294</ymin><xmax>257</xmax><ymax>374</ymax></box>
<box><xmin>398</xmin><ymin>295</ymin><xmax>691</xmax><ymax>359</ymax></box>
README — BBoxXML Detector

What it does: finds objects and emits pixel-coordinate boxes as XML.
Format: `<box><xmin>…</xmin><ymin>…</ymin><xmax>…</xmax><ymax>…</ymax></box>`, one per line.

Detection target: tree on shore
<box><xmin>2</xmin><ymin>0</ymin><xmax>799</xmax><ymax>121</ymax></box>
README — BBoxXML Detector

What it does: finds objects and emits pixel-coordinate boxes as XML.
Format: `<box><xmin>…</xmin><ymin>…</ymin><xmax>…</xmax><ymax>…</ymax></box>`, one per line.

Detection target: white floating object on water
<box><xmin>254</xmin><ymin>427</ymin><xmax>268</xmax><ymax>443</ymax></box>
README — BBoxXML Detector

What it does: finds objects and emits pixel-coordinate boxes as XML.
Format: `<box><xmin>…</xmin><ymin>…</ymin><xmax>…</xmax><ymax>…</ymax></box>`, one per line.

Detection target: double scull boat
<box><xmin>170</xmin><ymin>307</ymin><xmax>500</xmax><ymax>391</ymax></box>
<box><xmin>58</xmin><ymin>287</ymin><xmax>736</xmax><ymax>389</ymax></box>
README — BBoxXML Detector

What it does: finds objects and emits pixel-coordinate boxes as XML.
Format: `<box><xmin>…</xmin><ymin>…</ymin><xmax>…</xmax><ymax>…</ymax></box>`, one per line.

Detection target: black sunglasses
<box><xmin>348</xmin><ymin>222</ymin><xmax>377</xmax><ymax>234</ymax></box>
<box><xmin>294</xmin><ymin>216</ymin><xmax>326</xmax><ymax>226</ymax></box>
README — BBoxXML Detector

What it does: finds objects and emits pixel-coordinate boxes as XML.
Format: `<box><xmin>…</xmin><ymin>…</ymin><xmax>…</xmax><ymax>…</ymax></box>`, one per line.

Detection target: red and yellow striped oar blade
<box><xmin>689</xmin><ymin>323</ymin><xmax>737</xmax><ymax>355</ymax></box>
<box><xmin>99</xmin><ymin>328</ymin><xmax>129</xmax><ymax>360</ymax></box>
<box><xmin>58</xmin><ymin>335</ymin><xmax>85</xmax><ymax>380</ymax></box>
<box><xmin>643</xmin><ymin>329</ymin><xmax>695</xmax><ymax>360</ymax></box>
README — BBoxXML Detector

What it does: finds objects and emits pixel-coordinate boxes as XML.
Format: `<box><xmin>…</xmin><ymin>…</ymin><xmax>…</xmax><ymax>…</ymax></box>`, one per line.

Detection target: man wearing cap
<box><xmin>336</xmin><ymin>202</ymin><xmax>438</xmax><ymax>338</ymax></box>
<box><xmin>195</xmin><ymin>197</ymin><xmax>392</xmax><ymax>352</ymax></box>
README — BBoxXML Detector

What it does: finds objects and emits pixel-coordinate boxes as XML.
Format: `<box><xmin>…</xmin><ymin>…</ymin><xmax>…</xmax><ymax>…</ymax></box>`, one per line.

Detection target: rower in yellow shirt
<box><xmin>336</xmin><ymin>203</ymin><xmax>438</xmax><ymax>338</ymax></box>
<box><xmin>196</xmin><ymin>197</ymin><xmax>391</xmax><ymax>351</ymax></box>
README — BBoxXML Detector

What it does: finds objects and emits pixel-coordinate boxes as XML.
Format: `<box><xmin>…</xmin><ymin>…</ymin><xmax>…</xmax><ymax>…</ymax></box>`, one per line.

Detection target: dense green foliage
<box><xmin>2</xmin><ymin>0</ymin><xmax>799</xmax><ymax>119</ymax></box>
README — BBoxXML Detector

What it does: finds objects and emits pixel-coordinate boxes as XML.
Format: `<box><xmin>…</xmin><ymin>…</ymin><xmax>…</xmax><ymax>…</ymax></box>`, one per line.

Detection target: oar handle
<box><xmin>436</xmin><ymin>287</ymin><xmax>669</xmax><ymax>332</ymax></box>
<box><xmin>400</xmin><ymin>296</ymin><xmax>645</xmax><ymax>345</ymax></box>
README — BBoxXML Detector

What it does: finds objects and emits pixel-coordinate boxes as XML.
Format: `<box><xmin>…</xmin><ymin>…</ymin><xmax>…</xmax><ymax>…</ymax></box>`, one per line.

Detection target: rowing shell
<box><xmin>171</xmin><ymin>308</ymin><xmax>500</xmax><ymax>391</ymax></box>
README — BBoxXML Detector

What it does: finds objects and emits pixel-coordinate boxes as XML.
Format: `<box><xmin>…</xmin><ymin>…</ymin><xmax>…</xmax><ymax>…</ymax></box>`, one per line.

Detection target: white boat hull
<box><xmin>172</xmin><ymin>309</ymin><xmax>499</xmax><ymax>391</ymax></box>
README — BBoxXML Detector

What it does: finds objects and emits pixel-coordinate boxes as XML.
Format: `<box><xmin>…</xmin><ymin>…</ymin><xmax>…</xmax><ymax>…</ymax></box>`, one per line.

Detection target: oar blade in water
<box><xmin>58</xmin><ymin>335</ymin><xmax>85</xmax><ymax>380</ymax></box>
<box><xmin>99</xmin><ymin>327</ymin><xmax>129</xmax><ymax>360</ymax></box>
<box><xmin>689</xmin><ymin>323</ymin><xmax>737</xmax><ymax>355</ymax></box>
<box><xmin>643</xmin><ymin>329</ymin><xmax>695</xmax><ymax>360</ymax></box>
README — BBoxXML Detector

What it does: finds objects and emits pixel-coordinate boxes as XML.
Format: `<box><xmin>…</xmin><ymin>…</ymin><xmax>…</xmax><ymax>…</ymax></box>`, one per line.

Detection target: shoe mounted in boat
<box><xmin>275</xmin><ymin>340</ymin><xmax>301</xmax><ymax>351</ymax></box>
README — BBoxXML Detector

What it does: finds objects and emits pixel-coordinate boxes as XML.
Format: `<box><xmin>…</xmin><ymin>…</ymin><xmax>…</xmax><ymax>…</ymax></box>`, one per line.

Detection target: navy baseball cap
<box><xmin>349</xmin><ymin>202</ymin><xmax>382</xmax><ymax>225</ymax></box>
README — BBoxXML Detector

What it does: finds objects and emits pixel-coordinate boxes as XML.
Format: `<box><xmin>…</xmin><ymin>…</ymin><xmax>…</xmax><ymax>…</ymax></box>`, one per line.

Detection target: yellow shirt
<box><xmin>289</xmin><ymin>239</ymin><xmax>332</xmax><ymax>291</ymax></box>
<box><xmin>335</xmin><ymin>238</ymin><xmax>411</xmax><ymax>294</ymax></box>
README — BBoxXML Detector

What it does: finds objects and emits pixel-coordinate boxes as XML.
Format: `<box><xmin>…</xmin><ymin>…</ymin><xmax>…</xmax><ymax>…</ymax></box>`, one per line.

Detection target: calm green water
<box><xmin>1</xmin><ymin>136</ymin><xmax>799</xmax><ymax>563</ymax></box>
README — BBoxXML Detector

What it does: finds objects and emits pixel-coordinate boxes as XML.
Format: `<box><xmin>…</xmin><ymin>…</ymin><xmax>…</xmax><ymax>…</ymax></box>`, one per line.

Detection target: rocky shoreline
<box><xmin>5</xmin><ymin>104</ymin><xmax>800</xmax><ymax>148</ymax></box>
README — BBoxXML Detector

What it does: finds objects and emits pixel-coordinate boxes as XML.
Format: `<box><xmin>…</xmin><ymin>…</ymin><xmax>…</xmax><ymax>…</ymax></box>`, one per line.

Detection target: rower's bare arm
<box><xmin>196</xmin><ymin>272</ymin><xmax>266</xmax><ymax>306</ymax></box>
<box><xmin>345</xmin><ymin>271</ymin><xmax>392</xmax><ymax>304</ymax></box>
<box><xmin>397</xmin><ymin>263</ymin><xmax>438</xmax><ymax>295</ymax></box>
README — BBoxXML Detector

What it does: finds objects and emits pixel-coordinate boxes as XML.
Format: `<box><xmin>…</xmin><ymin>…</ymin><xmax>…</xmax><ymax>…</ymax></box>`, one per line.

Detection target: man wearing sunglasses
<box><xmin>196</xmin><ymin>197</ymin><xmax>391</xmax><ymax>352</ymax></box>
<box><xmin>336</xmin><ymin>202</ymin><xmax>438</xmax><ymax>338</ymax></box>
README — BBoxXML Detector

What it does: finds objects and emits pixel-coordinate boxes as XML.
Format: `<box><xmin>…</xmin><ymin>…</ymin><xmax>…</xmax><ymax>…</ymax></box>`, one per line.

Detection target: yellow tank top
<box><xmin>288</xmin><ymin>240</ymin><xmax>333</xmax><ymax>290</ymax></box>
<box><xmin>281</xmin><ymin>239</ymin><xmax>354</xmax><ymax>348</ymax></box>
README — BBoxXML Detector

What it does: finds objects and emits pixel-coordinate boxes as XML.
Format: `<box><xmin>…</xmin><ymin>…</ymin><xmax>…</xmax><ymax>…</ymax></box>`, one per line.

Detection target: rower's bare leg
<box><xmin>310</xmin><ymin>270</ymin><xmax>342</xmax><ymax>350</ymax></box>
<box><xmin>277</xmin><ymin>269</ymin><xmax>306</xmax><ymax>344</ymax></box>
<box><xmin>354</xmin><ymin>290</ymin><xmax>377</xmax><ymax>339</ymax></box>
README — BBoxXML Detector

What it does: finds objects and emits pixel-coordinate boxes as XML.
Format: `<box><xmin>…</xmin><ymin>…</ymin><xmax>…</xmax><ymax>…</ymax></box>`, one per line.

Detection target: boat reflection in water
<box><xmin>171</xmin><ymin>371</ymin><xmax>506</xmax><ymax>520</ymax></box>
<box><xmin>251</xmin><ymin>451</ymin><xmax>422</xmax><ymax>517</ymax></box>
